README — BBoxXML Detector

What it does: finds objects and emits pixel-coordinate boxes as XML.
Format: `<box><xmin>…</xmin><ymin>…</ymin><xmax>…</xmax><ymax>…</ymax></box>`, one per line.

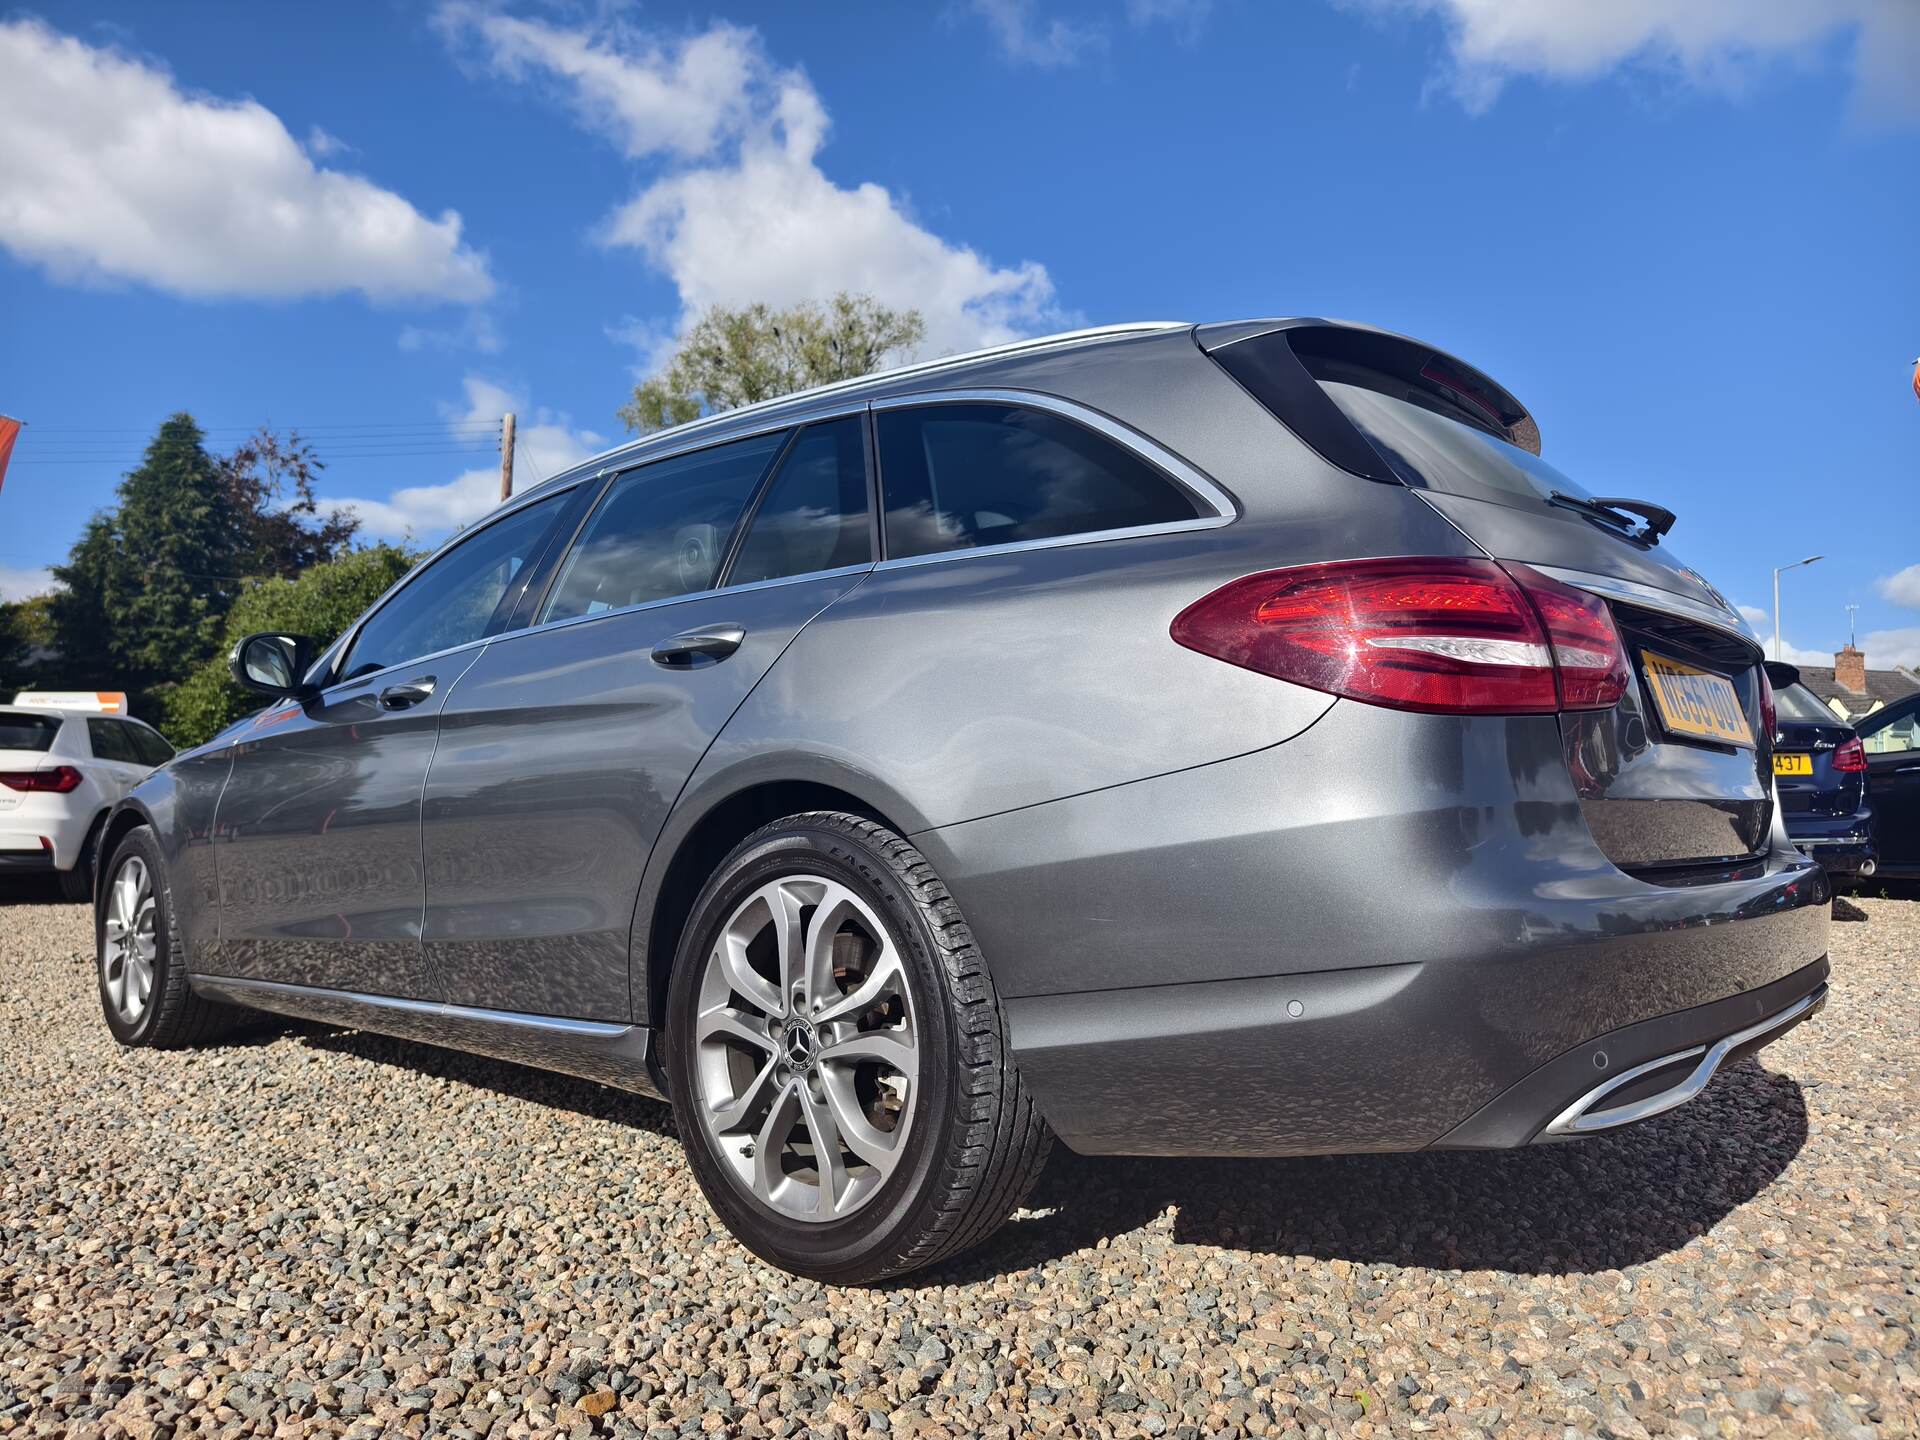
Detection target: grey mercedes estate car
<box><xmin>96</xmin><ymin>320</ymin><xmax>1830</xmax><ymax>1282</ymax></box>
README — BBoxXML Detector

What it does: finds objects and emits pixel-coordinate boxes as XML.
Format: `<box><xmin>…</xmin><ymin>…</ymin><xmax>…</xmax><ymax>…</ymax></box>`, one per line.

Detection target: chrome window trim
<box><xmin>286</xmin><ymin>564</ymin><xmax>879</xmax><ymax>704</ymax></box>
<box><xmin>1531</xmin><ymin>564</ymin><xmax>1760</xmax><ymax>649</ymax></box>
<box><xmin>564</xmin><ymin>324</ymin><xmax>1192</xmax><ymax>479</ymax></box>
<box><xmin>495</xmin><ymin>562</ymin><xmax>876</xmax><ymax>647</ymax></box>
<box><xmin>867</xmin><ymin>387</ymin><xmax>1237</xmax><ymax>570</ymax></box>
<box><xmin>318</xmin><ymin>478</ymin><xmax>588</xmax><ymax>690</ymax></box>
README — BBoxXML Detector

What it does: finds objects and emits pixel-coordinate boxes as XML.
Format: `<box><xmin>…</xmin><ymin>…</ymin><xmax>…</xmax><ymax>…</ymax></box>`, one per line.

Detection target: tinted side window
<box><xmin>727</xmin><ymin>418</ymin><xmax>871</xmax><ymax>586</ymax></box>
<box><xmin>875</xmin><ymin>403</ymin><xmax>1202</xmax><ymax>560</ymax></box>
<box><xmin>127</xmin><ymin>724</ymin><xmax>175</xmax><ymax>766</ymax></box>
<box><xmin>542</xmin><ymin>431</ymin><xmax>787</xmax><ymax>623</ymax></box>
<box><xmin>340</xmin><ymin>491</ymin><xmax>567</xmax><ymax>681</ymax></box>
<box><xmin>87</xmin><ymin>718</ymin><xmax>138</xmax><ymax>763</ymax></box>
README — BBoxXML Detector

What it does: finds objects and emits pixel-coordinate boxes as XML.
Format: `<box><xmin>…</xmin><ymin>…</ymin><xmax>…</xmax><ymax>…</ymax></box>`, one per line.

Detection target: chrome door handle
<box><xmin>651</xmin><ymin>626</ymin><xmax>745</xmax><ymax>667</ymax></box>
<box><xmin>378</xmin><ymin>677</ymin><xmax>436</xmax><ymax>710</ymax></box>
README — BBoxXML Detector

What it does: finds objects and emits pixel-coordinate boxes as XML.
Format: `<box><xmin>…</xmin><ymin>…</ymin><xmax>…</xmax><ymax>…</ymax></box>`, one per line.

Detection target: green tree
<box><xmin>46</xmin><ymin>414</ymin><xmax>361</xmax><ymax>715</ymax></box>
<box><xmin>164</xmin><ymin>543</ymin><xmax>418</xmax><ymax>747</ymax></box>
<box><xmin>0</xmin><ymin>594</ymin><xmax>56</xmax><ymax>698</ymax></box>
<box><xmin>218</xmin><ymin>428</ymin><xmax>360</xmax><ymax>579</ymax></box>
<box><xmin>619</xmin><ymin>293</ymin><xmax>926</xmax><ymax>433</ymax></box>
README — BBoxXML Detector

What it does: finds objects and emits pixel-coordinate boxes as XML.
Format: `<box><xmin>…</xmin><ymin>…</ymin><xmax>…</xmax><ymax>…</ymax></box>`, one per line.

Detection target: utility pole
<box><xmin>499</xmin><ymin>412</ymin><xmax>516</xmax><ymax>502</ymax></box>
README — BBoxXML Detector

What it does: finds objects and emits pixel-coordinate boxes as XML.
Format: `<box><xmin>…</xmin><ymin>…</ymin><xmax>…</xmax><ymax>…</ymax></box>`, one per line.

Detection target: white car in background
<box><xmin>0</xmin><ymin>694</ymin><xmax>175</xmax><ymax>900</ymax></box>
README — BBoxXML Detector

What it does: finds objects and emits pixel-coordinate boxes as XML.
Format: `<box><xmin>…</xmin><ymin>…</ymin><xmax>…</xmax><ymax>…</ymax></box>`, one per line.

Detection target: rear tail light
<box><xmin>0</xmin><ymin>766</ymin><xmax>82</xmax><ymax>793</ymax></box>
<box><xmin>1171</xmin><ymin>557</ymin><xmax>1628</xmax><ymax>715</ymax></box>
<box><xmin>1833</xmin><ymin>737</ymin><xmax>1867</xmax><ymax>773</ymax></box>
<box><xmin>1758</xmin><ymin>666</ymin><xmax>1777</xmax><ymax>741</ymax></box>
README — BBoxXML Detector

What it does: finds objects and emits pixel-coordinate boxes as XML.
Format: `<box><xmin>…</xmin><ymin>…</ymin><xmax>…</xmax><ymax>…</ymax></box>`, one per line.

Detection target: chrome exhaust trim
<box><xmin>1541</xmin><ymin>984</ymin><xmax>1827</xmax><ymax>1139</ymax></box>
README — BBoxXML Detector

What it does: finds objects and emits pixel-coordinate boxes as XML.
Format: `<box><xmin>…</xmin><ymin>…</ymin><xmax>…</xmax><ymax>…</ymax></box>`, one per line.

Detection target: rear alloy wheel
<box><xmin>101</xmin><ymin>853</ymin><xmax>158</xmax><ymax>1025</ymax></box>
<box><xmin>666</xmin><ymin>812</ymin><xmax>1052</xmax><ymax>1283</ymax></box>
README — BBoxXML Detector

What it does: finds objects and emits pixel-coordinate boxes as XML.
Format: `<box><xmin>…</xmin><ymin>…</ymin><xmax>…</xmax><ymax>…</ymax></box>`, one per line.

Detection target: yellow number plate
<box><xmin>1773</xmin><ymin>753</ymin><xmax>1812</xmax><ymax>776</ymax></box>
<box><xmin>1641</xmin><ymin>651</ymin><xmax>1753</xmax><ymax>748</ymax></box>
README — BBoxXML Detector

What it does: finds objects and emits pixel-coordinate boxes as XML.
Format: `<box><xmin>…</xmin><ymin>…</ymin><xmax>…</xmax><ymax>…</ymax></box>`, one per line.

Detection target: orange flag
<box><xmin>1912</xmin><ymin>359</ymin><xmax>1920</xmax><ymax>406</ymax></box>
<box><xmin>0</xmin><ymin>416</ymin><xmax>18</xmax><ymax>495</ymax></box>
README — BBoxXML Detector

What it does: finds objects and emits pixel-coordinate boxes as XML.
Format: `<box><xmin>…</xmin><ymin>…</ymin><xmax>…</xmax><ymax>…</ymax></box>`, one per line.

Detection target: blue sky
<box><xmin>2</xmin><ymin>0</ymin><xmax>1917</xmax><ymax>668</ymax></box>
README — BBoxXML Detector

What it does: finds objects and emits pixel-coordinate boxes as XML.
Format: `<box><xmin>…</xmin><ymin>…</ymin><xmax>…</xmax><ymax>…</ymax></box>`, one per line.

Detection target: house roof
<box><xmin>1795</xmin><ymin>665</ymin><xmax>1920</xmax><ymax>713</ymax></box>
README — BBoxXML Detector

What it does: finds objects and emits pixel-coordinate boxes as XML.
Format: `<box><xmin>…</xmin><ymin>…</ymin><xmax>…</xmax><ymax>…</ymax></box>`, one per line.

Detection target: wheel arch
<box><xmin>97</xmin><ymin>801</ymin><xmax>156</xmax><ymax>902</ymax></box>
<box><xmin>637</xmin><ymin>775</ymin><xmax>914</xmax><ymax>1028</ymax></box>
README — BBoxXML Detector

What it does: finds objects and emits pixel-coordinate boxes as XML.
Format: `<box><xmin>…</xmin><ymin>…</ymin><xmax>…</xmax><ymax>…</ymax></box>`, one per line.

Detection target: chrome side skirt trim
<box><xmin>190</xmin><ymin>974</ymin><xmax>664</xmax><ymax>1099</ymax></box>
<box><xmin>1542</xmin><ymin>983</ymin><xmax>1825</xmax><ymax>1138</ymax></box>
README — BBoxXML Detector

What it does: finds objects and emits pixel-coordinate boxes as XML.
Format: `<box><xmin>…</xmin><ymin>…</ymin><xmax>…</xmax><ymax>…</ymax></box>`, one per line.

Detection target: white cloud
<box><xmin>0</xmin><ymin>17</ymin><xmax>494</xmax><ymax>302</ymax></box>
<box><xmin>398</xmin><ymin>311</ymin><xmax>505</xmax><ymax>355</ymax></box>
<box><xmin>966</xmin><ymin>0</ymin><xmax>1213</xmax><ymax>66</ymax></box>
<box><xmin>968</xmin><ymin>0</ymin><xmax>1106</xmax><ymax>68</ymax></box>
<box><xmin>1876</xmin><ymin>563</ymin><xmax>1920</xmax><ymax>609</ymax></box>
<box><xmin>1344</xmin><ymin>0</ymin><xmax>1920</xmax><ymax>121</ymax></box>
<box><xmin>440</xmin><ymin>7</ymin><xmax>1060</xmax><ymax>360</ymax></box>
<box><xmin>1736</xmin><ymin>604</ymin><xmax>1830</xmax><ymax>668</ymax></box>
<box><xmin>328</xmin><ymin>377</ymin><xmax>602</xmax><ymax>540</ymax></box>
<box><xmin>1860</xmin><ymin>628</ymin><xmax>1920</xmax><ymax>670</ymax></box>
<box><xmin>0</xmin><ymin>565</ymin><xmax>54</xmax><ymax>603</ymax></box>
<box><xmin>442</xmin><ymin>6</ymin><xmax>762</xmax><ymax>161</ymax></box>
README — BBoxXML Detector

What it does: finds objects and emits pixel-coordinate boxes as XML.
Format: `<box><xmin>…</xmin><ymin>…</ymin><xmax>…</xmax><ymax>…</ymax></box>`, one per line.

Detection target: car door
<box><xmin>206</xmin><ymin>487</ymin><xmax>577</xmax><ymax>995</ymax></box>
<box><xmin>421</xmin><ymin>415</ymin><xmax>875</xmax><ymax>1019</ymax></box>
<box><xmin>1860</xmin><ymin>698</ymin><xmax>1920</xmax><ymax>871</ymax></box>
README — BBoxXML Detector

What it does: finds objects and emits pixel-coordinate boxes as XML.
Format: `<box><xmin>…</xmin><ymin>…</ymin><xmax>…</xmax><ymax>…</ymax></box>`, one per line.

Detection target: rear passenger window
<box><xmin>542</xmin><ymin>431</ymin><xmax>788</xmax><ymax>623</ymax></box>
<box><xmin>726</xmin><ymin>417</ymin><xmax>871</xmax><ymax>586</ymax></box>
<box><xmin>87</xmin><ymin>718</ymin><xmax>138</xmax><ymax>764</ymax></box>
<box><xmin>875</xmin><ymin>403</ymin><xmax>1201</xmax><ymax>560</ymax></box>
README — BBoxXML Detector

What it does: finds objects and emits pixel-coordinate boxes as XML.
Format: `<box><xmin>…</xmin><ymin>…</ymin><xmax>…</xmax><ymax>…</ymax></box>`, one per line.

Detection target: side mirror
<box><xmin>230</xmin><ymin>633</ymin><xmax>317</xmax><ymax>698</ymax></box>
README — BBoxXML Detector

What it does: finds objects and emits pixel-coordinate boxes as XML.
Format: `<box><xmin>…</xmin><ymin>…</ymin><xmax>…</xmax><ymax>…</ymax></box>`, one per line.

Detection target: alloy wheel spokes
<box><xmin>694</xmin><ymin>873</ymin><xmax>920</xmax><ymax>1223</ymax></box>
<box><xmin>101</xmin><ymin>856</ymin><xmax>156</xmax><ymax>1024</ymax></box>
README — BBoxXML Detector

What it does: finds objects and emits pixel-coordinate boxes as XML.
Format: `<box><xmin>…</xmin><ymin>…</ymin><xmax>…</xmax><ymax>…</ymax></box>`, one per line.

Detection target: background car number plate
<box><xmin>1773</xmin><ymin>753</ymin><xmax>1813</xmax><ymax>776</ymax></box>
<box><xmin>1641</xmin><ymin>651</ymin><xmax>1753</xmax><ymax>748</ymax></box>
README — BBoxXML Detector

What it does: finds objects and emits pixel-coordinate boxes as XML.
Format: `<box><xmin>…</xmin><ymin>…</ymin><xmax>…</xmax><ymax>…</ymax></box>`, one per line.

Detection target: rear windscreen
<box><xmin>1319</xmin><ymin>380</ymin><xmax>1595</xmax><ymax>511</ymax></box>
<box><xmin>0</xmin><ymin>714</ymin><xmax>61</xmax><ymax>751</ymax></box>
<box><xmin>1775</xmin><ymin>684</ymin><xmax>1839</xmax><ymax>725</ymax></box>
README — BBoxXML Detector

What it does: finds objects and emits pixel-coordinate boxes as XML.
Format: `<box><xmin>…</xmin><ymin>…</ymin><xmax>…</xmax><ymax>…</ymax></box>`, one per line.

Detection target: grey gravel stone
<box><xmin>2</xmin><ymin>879</ymin><xmax>1917</xmax><ymax>1439</ymax></box>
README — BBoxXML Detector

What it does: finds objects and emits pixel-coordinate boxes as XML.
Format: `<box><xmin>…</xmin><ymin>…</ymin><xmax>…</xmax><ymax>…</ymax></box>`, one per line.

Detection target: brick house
<box><xmin>1792</xmin><ymin>645</ymin><xmax>1920</xmax><ymax>722</ymax></box>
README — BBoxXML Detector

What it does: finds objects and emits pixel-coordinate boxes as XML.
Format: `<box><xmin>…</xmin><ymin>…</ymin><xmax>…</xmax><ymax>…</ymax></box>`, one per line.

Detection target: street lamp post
<box><xmin>1772</xmin><ymin>555</ymin><xmax>1823</xmax><ymax>661</ymax></box>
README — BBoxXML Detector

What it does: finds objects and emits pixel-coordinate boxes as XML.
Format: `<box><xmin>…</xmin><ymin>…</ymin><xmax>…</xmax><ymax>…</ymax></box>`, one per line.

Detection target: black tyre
<box><xmin>664</xmin><ymin>811</ymin><xmax>1053</xmax><ymax>1283</ymax></box>
<box><xmin>96</xmin><ymin>825</ymin><xmax>250</xmax><ymax>1048</ymax></box>
<box><xmin>56</xmin><ymin>815</ymin><xmax>106</xmax><ymax>903</ymax></box>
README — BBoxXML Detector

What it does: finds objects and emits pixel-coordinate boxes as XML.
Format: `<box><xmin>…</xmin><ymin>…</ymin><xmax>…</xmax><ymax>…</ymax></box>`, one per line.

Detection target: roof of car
<box><xmin>545</xmin><ymin>321</ymin><xmax>1195</xmax><ymax>488</ymax></box>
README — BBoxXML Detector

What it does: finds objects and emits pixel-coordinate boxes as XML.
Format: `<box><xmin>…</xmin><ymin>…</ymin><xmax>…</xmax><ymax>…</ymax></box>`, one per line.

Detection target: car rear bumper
<box><xmin>922</xmin><ymin>701</ymin><xmax>1832</xmax><ymax>1157</ymax></box>
<box><xmin>0</xmin><ymin>847</ymin><xmax>55</xmax><ymax>873</ymax></box>
<box><xmin>1784</xmin><ymin>809</ymin><xmax>1877</xmax><ymax>876</ymax></box>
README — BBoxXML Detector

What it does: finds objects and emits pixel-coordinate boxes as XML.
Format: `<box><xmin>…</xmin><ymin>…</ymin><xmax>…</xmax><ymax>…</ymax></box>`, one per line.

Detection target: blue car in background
<box><xmin>1768</xmin><ymin>662</ymin><xmax>1876</xmax><ymax>882</ymax></box>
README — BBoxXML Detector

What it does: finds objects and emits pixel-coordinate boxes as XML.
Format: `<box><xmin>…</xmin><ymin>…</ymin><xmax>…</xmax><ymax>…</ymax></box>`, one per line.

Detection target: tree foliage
<box><xmin>40</xmin><ymin>414</ymin><xmax>360</xmax><ymax>718</ymax></box>
<box><xmin>163</xmin><ymin>543</ymin><xmax>418</xmax><ymax>748</ymax></box>
<box><xmin>618</xmin><ymin>293</ymin><xmax>926</xmax><ymax>434</ymax></box>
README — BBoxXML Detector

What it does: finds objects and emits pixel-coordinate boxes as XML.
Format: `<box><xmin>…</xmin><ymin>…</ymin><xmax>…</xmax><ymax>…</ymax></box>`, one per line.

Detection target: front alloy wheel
<box><xmin>101</xmin><ymin>853</ymin><xmax>157</xmax><ymax>1025</ymax></box>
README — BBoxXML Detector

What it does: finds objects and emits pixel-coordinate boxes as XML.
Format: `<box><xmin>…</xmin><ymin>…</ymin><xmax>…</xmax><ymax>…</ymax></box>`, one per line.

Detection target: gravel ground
<box><xmin>1</xmin><ymin>883</ymin><xmax>1914</xmax><ymax>1440</ymax></box>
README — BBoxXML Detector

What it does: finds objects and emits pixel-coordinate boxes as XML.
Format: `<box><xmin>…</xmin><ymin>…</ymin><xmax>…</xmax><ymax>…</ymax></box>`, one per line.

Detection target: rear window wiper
<box><xmin>1548</xmin><ymin>491</ymin><xmax>1675</xmax><ymax>543</ymax></box>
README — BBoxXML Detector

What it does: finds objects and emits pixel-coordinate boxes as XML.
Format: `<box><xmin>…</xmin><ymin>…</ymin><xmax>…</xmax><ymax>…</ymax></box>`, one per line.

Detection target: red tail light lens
<box><xmin>1833</xmin><ymin>737</ymin><xmax>1867</xmax><ymax>773</ymax></box>
<box><xmin>1171</xmin><ymin>557</ymin><xmax>1628</xmax><ymax>715</ymax></box>
<box><xmin>1758</xmin><ymin>666</ymin><xmax>1777</xmax><ymax>741</ymax></box>
<box><xmin>0</xmin><ymin>765</ymin><xmax>82</xmax><ymax>793</ymax></box>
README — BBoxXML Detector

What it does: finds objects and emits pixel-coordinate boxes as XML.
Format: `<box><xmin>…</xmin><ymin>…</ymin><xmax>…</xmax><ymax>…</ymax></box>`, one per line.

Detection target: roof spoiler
<box><xmin>1196</xmin><ymin>320</ymin><xmax>1542</xmax><ymax>480</ymax></box>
